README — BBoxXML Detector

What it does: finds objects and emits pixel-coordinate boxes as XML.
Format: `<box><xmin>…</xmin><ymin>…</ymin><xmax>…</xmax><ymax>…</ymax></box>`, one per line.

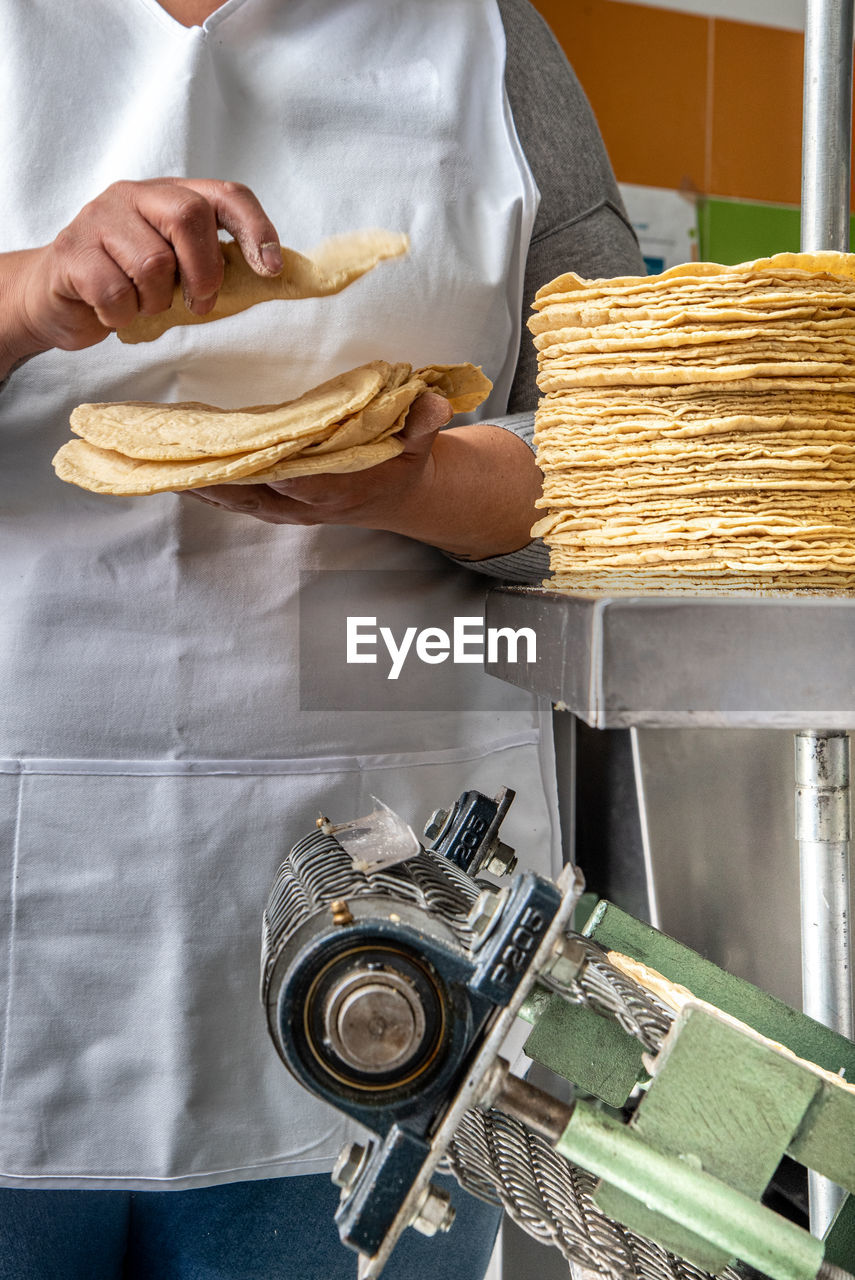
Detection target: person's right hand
<box><xmin>6</xmin><ymin>177</ymin><xmax>283</xmax><ymax>360</ymax></box>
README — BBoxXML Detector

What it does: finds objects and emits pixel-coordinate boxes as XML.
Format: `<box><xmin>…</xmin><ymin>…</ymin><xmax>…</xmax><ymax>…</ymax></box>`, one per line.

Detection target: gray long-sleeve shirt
<box><xmin>461</xmin><ymin>0</ymin><xmax>644</xmax><ymax>582</ymax></box>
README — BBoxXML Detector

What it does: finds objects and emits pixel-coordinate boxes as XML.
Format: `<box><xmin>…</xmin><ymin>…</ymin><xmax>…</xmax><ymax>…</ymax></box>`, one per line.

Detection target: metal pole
<box><xmin>799</xmin><ymin>0</ymin><xmax>855</xmax><ymax>1237</ymax></box>
<box><xmin>795</xmin><ymin>731</ymin><xmax>853</xmax><ymax>1235</ymax></box>
<box><xmin>800</xmin><ymin>0</ymin><xmax>853</xmax><ymax>254</ymax></box>
<box><xmin>795</xmin><ymin>733</ymin><xmax>853</xmax><ymax>1035</ymax></box>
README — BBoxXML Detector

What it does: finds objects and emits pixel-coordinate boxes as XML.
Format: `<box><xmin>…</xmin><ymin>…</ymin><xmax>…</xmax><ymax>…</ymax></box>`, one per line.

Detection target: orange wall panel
<box><xmin>709</xmin><ymin>20</ymin><xmax>803</xmax><ymax>206</ymax></box>
<box><xmin>533</xmin><ymin>0</ymin><xmax>709</xmax><ymax>193</ymax></box>
<box><xmin>531</xmin><ymin>0</ymin><xmax>855</xmax><ymax>206</ymax></box>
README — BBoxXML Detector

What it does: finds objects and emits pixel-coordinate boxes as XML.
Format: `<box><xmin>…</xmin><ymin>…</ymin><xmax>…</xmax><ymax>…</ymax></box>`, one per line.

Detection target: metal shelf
<box><xmin>484</xmin><ymin>586</ymin><xmax>855</xmax><ymax>729</ymax></box>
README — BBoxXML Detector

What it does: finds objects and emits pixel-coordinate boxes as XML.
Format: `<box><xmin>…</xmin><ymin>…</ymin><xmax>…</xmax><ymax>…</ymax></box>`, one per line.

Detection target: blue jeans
<box><xmin>0</xmin><ymin>1173</ymin><xmax>501</xmax><ymax>1280</ymax></box>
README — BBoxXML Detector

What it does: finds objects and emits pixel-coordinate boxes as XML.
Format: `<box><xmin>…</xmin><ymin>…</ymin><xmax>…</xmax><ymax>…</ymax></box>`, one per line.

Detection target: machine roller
<box><xmin>260</xmin><ymin>788</ymin><xmax>855</xmax><ymax>1280</ymax></box>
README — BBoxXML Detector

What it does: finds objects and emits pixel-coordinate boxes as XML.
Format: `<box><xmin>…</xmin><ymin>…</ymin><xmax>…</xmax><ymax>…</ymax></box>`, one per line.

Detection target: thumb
<box><xmin>398</xmin><ymin>391</ymin><xmax>454</xmax><ymax>455</ymax></box>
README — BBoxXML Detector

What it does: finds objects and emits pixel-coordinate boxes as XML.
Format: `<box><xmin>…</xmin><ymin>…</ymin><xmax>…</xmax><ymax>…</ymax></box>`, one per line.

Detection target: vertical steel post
<box><xmin>799</xmin><ymin>0</ymin><xmax>855</xmax><ymax>1237</ymax></box>
<box><xmin>794</xmin><ymin>730</ymin><xmax>853</xmax><ymax>1235</ymax></box>
<box><xmin>801</xmin><ymin>0</ymin><xmax>854</xmax><ymax>253</ymax></box>
<box><xmin>795</xmin><ymin>732</ymin><xmax>853</xmax><ymax>1036</ymax></box>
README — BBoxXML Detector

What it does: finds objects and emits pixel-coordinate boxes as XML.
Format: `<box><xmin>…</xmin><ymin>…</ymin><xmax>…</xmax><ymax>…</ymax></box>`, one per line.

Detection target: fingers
<box><xmin>186</xmin><ymin>485</ymin><xmax>317</xmax><ymax>525</ymax></box>
<box><xmin>397</xmin><ymin>392</ymin><xmax>453</xmax><ymax>453</ymax></box>
<box><xmin>106</xmin><ymin>180</ymin><xmax>227</xmax><ymax>315</ymax></box>
<box><xmin>180</xmin><ymin>179</ymin><xmax>283</xmax><ymax>277</ymax></box>
<box><xmin>112</xmin><ymin>229</ymin><xmax>178</xmax><ymax>317</ymax></box>
<box><xmin>59</xmin><ymin>238</ymin><xmax>144</xmax><ymax>332</ymax></box>
<box><xmin>64</xmin><ymin>222</ymin><xmax>177</xmax><ymax>327</ymax></box>
<box><xmin>44</xmin><ymin>178</ymin><xmax>282</xmax><ymax>340</ymax></box>
<box><xmin>130</xmin><ymin>179</ymin><xmax>283</xmax><ymax>303</ymax></box>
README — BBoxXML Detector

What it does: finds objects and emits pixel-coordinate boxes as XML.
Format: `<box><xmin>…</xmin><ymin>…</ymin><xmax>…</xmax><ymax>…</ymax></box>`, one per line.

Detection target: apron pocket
<box><xmin>0</xmin><ymin>739</ymin><xmax>555</xmax><ymax>1184</ymax></box>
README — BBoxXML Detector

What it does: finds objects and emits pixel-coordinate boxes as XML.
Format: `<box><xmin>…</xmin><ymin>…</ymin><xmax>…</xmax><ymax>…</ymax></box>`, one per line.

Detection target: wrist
<box><xmin>0</xmin><ymin>249</ymin><xmax>52</xmax><ymax>379</ymax></box>
<box><xmin>370</xmin><ymin>424</ymin><xmax>542</xmax><ymax>559</ymax></box>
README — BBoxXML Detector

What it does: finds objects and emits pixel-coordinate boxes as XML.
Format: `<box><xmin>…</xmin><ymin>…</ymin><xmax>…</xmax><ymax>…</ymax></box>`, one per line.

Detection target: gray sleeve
<box><xmin>501</xmin><ymin>0</ymin><xmax>645</xmax><ymax>413</ymax></box>
<box><xmin>446</xmin><ymin>0</ymin><xmax>644</xmax><ymax>582</ymax></box>
<box><xmin>453</xmin><ymin>410</ymin><xmax>551</xmax><ymax>583</ymax></box>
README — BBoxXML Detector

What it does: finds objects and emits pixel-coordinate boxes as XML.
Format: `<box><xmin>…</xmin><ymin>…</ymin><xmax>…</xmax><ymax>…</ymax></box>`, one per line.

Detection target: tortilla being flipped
<box><xmin>117</xmin><ymin>229</ymin><xmax>410</xmax><ymax>344</ymax></box>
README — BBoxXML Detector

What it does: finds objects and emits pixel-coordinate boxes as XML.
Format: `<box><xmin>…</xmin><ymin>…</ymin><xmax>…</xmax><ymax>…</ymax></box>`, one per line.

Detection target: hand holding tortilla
<box><xmin>7</xmin><ymin>178</ymin><xmax>286</xmax><ymax>362</ymax></box>
<box><xmin>5</xmin><ymin>175</ymin><xmax>407</xmax><ymax>368</ymax></box>
<box><xmin>53</xmin><ymin>361</ymin><xmax>492</xmax><ymax>494</ymax></box>
<box><xmin>116</xmin><ymin>227</ymin><xmax>410</xmax><ymax>344</ymax></box>
<box><xmin>188</xmin><ymin>389</ymin><xmax>456</xmax><ymax>527</ymax></box>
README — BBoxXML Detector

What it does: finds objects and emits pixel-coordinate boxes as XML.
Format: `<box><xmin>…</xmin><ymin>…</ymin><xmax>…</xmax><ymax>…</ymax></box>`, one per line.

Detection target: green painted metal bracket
<box><xmin>790</xmin><ymin>1078</ymin><xmax>855</xmax><ymax>1193</ymax></box>
<box><xmin>595</xmin><ymin>1003</ymin><xmax>823</xmax><ymax>1273</ymax></box>
<box><xmin>514</xmin><ymin>900</ymin><xmax>855</xmax><ymax>1273</ymax></box>
<box><xmin>573</xmin><ymin>891</ymin><xmax>600</xmax><ymax>934</ymax></box>
<box><xmin>521</xmin><ymin>989</ymin><xmax>645</xmax><ymax>1109</ymax></box>
<box><xmin>557</xmin><ymin>1099</ymin><xmax>825</xmax><ymax>1280</ymax></box>
<box><xmin>583</xmin><ymin>901</ymin><xmax>855</xmax><ymax>1081</ymax></box>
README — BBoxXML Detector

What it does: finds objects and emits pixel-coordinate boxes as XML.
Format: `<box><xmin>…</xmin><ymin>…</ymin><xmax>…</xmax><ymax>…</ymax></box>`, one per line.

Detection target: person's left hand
<box><xmin>187</xmin><ymin>391</ymin><xmax>543</xmax><ymax>560</ymax></box>
<box><xmin>186</xmin><ymin>390</ymin><xmax>452</xmax><ymax>529</ymax></box>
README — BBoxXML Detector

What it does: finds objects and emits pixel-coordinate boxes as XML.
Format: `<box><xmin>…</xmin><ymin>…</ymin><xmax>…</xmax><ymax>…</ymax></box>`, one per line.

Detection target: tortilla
<box><xmin>70</xmin><ymin>362</ymin><xmax>395</xmax><ymax>459</ymax></box>
<box><xmin>54</xmin><ymin>359</ymin><xmax>492</xmax><ymax>496</ymax></box>
<box><xmin>416</xmin><ymin>363</ymin><xmax>493</xmax><ymax>412</ymax></box>
<box><xmin>302</xmin><ymin>376</ymin><xmax>427</xmax><ymax>454</ymax></box>
<box><xmin>236</xmin><ymin>436</ymin><xmax>405</xmax><ymax>484</ymax></box>
<box><xmin>117</xmin><ymin>229</ymin><xmax>410</xmax><ymax>344</ymax></box>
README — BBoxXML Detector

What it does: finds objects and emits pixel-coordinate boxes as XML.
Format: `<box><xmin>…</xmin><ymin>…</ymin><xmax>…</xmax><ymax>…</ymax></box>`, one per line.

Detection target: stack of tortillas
<box><xmin>530</xmin><ymin>251</ymin><xmax>855</xmax><ymax>594</ymax></box>
<box><xmin>53</xmin><ymin>360</ymin><xmax>491</xmax><ymax>495</ymax></box>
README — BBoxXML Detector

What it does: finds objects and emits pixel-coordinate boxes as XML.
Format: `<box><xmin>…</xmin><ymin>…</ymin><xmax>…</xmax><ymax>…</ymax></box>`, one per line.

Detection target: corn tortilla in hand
<box><xmin>54</xmin><ymin>361</ymin><xmax>491</xmax><ymax>495</ymax></box>
<box><xmin>117</xmin><ymin>229</ymin><xmax>410</xmax><ymax>344</ymax></box>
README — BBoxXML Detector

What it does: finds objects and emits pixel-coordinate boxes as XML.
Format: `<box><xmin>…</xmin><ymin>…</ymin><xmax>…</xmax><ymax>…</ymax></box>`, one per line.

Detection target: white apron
<box><xmin>0</xmin><ymin>0</ymin><xmax>559</xmax><ymax>1188</ymax></box>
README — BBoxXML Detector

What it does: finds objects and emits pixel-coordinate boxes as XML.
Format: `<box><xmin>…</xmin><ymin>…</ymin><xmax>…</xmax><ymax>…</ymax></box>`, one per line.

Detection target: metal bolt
<box><xmin>423</xmin><ymin>808</ymin><xmax>449</xmax><ymax>842</ymax></box>
<box><xmin>410</xmin><ymin>1184</ymin><xmax>456</xmax><ymax>1236</ymax></box>
<box><xmin>466</xmin><ymin>888</ymin><xmax>506</xmax><ymax>947</ymax></box>
<box><xmin>543</xmin><ymin>936</ymin><xmax>587</xmax><ymax>989</ymax></box>
<box><xmin>331</xmin><ymin>1141</ymin><xmax>367</xmax><ymax>1191</ymax></box>
<box><xmin>481</xmin><ymin>840</ymin><xmax>518</xmax><ymax>878</ymax></box>
<box><xmin>330</xmin><ymin>899</ymin><xmax>354</xmax><ymax>927</ymax></box>
<box><xmin>492</xmin><ymin>1067</ymin><xmax>575</xmax><ymax>1144</ymax></box>
<box><xmin>323</xmin><ymin>968</ymin><xmax>427</xmax><ymax>1074</ymax></box>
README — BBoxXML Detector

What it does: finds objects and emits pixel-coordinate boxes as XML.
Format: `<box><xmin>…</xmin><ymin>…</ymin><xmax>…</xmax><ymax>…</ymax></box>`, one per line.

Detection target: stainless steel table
<box><xmin>485</xmin><ymin>586</ymin><xmax>854</xmax><ymax>1234</ymax></box>
<box><xmin>484</xmin><ymin>0</ymin><xmax>855</xmax><ymax>1234</ymax></box>
<box><xmin>484</xmin><ymin>588</ymin><xmax>855</xmax><ymax>730</ymax></box>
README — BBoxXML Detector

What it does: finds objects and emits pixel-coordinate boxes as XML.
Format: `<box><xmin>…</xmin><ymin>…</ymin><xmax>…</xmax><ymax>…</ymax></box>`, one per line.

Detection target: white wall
<box><xmin>606</xmin><ymin>0</ymin><xmax>806</xmax><ymax>32</ymax></box>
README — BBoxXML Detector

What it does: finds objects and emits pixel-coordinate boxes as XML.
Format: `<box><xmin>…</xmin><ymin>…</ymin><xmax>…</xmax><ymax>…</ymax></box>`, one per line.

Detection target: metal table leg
<box><xmin>799</xmin><ymin>0</ymin><xmax>855</xmax><ymax>1235</ymax></box>
<box><xmin>795</xmin><ymin>730</ymin><xmax>853</xmax><ymax>1235</ymax></box>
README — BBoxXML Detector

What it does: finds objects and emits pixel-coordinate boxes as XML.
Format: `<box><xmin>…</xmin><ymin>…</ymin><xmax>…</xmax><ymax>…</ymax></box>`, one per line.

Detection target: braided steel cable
<box><xmin>264</xmin><ymin>827</ymin><xmax>749</xmax><ymax>1280</ymax></box>
<box><xmin>546</xmin><ymin>936</ymin><xmax>675</xmax><ymax>1054</ymax></box>
<box><xmin>261</xmin><ymin>827</ymin><xmax>478</xmax><ymax>998</ymax></box>
<box><xmin>447</xmin><ymin>1108</ymin><xmax>741</xmax><ymax>1280</ymax></box>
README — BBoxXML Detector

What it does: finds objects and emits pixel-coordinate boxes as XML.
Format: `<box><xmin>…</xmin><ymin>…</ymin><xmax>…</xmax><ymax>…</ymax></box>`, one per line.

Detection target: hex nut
<box><xmin>482</xmin><ymin>840</ymin><xmax>518</xmax><ymax>878</ymax></box>
<box><xmin>423</xmin><ymin>808</ymin><xmax>449</xmax><ymax>842</ymax></box>
<box><xmin>331</xmin><ymin>1141</ymin><xmax>366</xmax><ymax>1191</ymax></box>
<box><xmin>410</xmin><ymin>1184</ymin><xmax>456</xmax><ymax>1237</ymax></box>
<box><xmin>466</xmin><ymin>888</ymin><xmax>507</xmax><ymax>947</ymax></box>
